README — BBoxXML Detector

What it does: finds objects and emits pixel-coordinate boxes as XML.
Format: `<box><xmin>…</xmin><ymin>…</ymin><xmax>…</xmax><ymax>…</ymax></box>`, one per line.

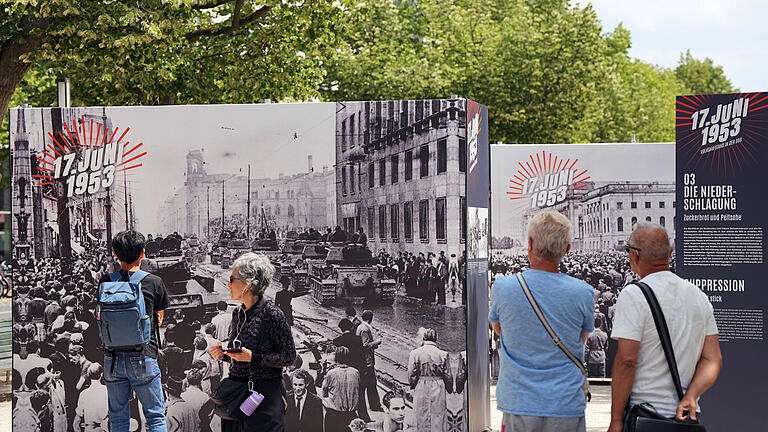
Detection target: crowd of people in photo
<box><xmin>12</xmin><ymin>227</ymin><xmax>468</xmax><ymax>432</ymax></box>
<box><xmin>490</xmin><ymin>249</ymin><xmax>672</xmax><ymax>378</ymax></box>
<box><xmin>13</xmin><ymin>245</ymin><xmax>114</xmax><ymax>432</ymax></box>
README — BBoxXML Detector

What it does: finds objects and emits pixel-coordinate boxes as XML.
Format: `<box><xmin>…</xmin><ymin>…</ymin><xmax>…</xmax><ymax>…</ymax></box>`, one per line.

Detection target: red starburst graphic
<box><xmin>676</xmin><ymin>92</ymin><xmax>768</xmax><ymax>176</ymax></box>
<box><xmin>506</xmin><ymin>150</ymin><xmax>590</xmax><ymax>200</ymax></box>
<box><xmin>34</xmin><ymin>119</ymin><xmax>147</xmax><ymax>226</ymax></box>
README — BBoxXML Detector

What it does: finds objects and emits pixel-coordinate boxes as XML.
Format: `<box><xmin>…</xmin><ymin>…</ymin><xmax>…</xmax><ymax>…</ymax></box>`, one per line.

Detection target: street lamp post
<box><xmin>221</xmin><ymin>180</ymin><xmax>225</xmax><ymax>234</ymax></box>
<box><xmin>105</xmin><ymin>191</ymin><xmax>113</xmax><ymax>256</ymax></box>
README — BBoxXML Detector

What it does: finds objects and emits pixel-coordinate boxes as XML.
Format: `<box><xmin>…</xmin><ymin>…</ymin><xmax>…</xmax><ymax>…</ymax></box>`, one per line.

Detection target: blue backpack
<box><xmin>97</xmin><ymin>270</ymin><xmax>152</xmax><ymax>350</ymax></box>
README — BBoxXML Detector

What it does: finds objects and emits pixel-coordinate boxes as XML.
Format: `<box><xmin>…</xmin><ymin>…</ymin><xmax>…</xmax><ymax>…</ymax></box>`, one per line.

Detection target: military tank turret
<box><xmin>141</xmin><ymin>234</ymin><xmax>217</xmax><ymax>321</ymax></box>
<box><xmin>308</xmin><ymin>244</ymin><xmax>396</xmax><ymax>306</ymax></box>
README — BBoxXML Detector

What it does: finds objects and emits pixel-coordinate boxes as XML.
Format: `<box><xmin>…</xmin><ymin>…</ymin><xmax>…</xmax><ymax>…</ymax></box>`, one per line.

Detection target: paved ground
<box><xmin>1</xmin><ymin>298</ymin><xmax>9</xmax><ymax>431</ymax></box>
<box><xmin>490</xmin><ymin>383</ymin><xmax>612</xmax><ymax>432</ymax></box>
<box><xmin>0</xmin><ymin>401</ymin><xmax>8</xmax><ymax>431</ymax></box>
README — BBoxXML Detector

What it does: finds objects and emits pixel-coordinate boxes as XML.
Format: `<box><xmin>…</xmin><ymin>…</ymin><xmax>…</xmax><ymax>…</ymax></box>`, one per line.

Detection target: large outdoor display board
<box><xmin>675</xmin><ymin>92</ymin><xmax>768</xmax><ymax>432</ymax></box>
<box><xmin>10</xmin><ymin>99</ymin><xmax>488</xmax><ymax>432</ymax></box>
<box><xmin>490</xmin><ymin>142</ymin><xmax>675</xmax><ymax>380</ymax></box>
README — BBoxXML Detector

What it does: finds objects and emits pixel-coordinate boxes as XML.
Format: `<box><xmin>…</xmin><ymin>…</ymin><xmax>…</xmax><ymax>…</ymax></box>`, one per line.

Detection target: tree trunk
<box><xmin>0</xmin><ymin>37</ymin><xmax>43</xmax><ymax>129</ymax></box>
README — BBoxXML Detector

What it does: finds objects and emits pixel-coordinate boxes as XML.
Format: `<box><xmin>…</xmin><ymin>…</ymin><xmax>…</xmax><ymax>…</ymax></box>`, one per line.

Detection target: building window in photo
<box><xmin>341</xmin><ymin>120</ymin><xmax>346</xmax><ymax>151</ymax></box>
<box><xmin>420</xmin><ymin>144</ymin><xmax>429</xmax><ymax>178</ymax></box>
<box><xmin>379</xmin><ymin>159</ymin><xmax>386</xmax><ymax>186</ymax></box>
<box><xmin>436</xmin><ymin>197</ymin><xmax>446</xmax><ymax>241</ymax></box>
<box><xmin>379</xmin><ymin>205</ymin><xmax>387</xmax><ymax>240</ymax></box>
<box><xmin>368</xmin><ymin>162</ymin><xmax>375</xmax><ymax>189</ymax></box>
<box><xmin>368</xmin><ymin>207</ymin><xmax>375</xmax><ymax>237</ymax></box>
<box><xmin>342</xmin><ymin>166</ymin><xmax>347</xmax><ymax>195</ymax></box>
<box><xmin>391</xmin><ymin>154</ymin><xmax>399</xmax><ymax>184</ymax></box>
<box><xmin>405</xmin><ymin>150</ymin><xmax>413</xmax><ymax>181</ymax></box>
<box><xmin>437</xmin><ymin>139</ymin><xmax>447</xmax><ymax>173</ymax></box>
<box><xmin>404</xmin><ymin>201</ymin><xmax>413</xmax><ymax>241</ymax></box>
<box><xmin>350</xmin><ymin>165</ymin><xmax>355</xmax><ymax>195</ymax></box>
<box><xmin>391</xmin><ymin>204</ymin><xmax>399</xmax><ymax>241</ymax></box>
<box><xmin>419</xmin><ymin>199</ymin><xmax>429</xmax><ymax>241</ymax></box>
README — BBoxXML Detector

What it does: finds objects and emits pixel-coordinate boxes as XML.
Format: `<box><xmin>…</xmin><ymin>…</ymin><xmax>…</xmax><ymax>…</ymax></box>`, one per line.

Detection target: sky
<box><xmin>107</xmin><ymin>103</ymin><xmax>337</xmax><ymax>233</ymax></box>
<box><xmin>586</xmin><ymin>0</ymin><xmax>767</xmax><ymax>92</ymax></box>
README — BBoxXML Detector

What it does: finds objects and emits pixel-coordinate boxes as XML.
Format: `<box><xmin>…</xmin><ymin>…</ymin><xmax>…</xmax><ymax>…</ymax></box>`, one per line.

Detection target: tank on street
<box><xmin>308</xmin><ymin>244</ymin><xmax>396</xmax><ymax>306</ymax></box>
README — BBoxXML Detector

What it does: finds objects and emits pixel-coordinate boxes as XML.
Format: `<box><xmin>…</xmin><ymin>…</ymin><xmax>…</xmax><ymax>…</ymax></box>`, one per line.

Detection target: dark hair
<box><xmin>362</xmin><ymin>310</ymin><xmax>373</xmax><ymax>322</ymax></box>
<box><xmin>26</xmin><ymin>340</ymin><xmax>39</xmax><ymax>354</ymax></box>
<box><xmin>334</xmin><ymin>346</ymin><xmax>350</xmax><ymax>365</ymax></box>
<box><xmin>338</xmin><ymin>318</ymin><xmax>353</xmax><ymax>333</ymax></box>
<box><xmin>290</xmin><ymin>368</ymin><xmax>312</xmax><ymax>384</ymax></box>
<box><xmin>345</xmin><ymin>306</ymin><xmax>357</xmax><ymax>317</ymax></box>
<box><xmin>187</xmin><ymin>369</ymin><xmax>203</xmax><ymax>386</ymax></box>
<box><xmin>112</xmin><ymin>230</ymin><xmax>146</xmax><ymax>263</ymax></box>
<box><xmin>217</xmin><ymin>300</ymin><xmax>228</xmax><ymax>311</ymax></box>
<box><xmin>382</xmin><ymin>390</ymin><xmax>405</xmax><ymax>409</ymax></box>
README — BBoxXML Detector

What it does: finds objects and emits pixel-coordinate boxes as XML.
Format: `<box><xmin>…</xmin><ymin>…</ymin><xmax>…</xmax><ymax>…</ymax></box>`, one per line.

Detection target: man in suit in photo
<box><xmin>287</xmin><ymin>368</ymin><xmax>324</xmax><ymax>432</ymax></box>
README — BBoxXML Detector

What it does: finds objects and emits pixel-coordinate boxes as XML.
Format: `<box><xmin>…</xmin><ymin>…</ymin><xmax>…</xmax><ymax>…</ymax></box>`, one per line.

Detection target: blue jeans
<box><xmin>103</xmin><ymin>352</ymin><xmax>167</xmax><ymax>432</ymax></box>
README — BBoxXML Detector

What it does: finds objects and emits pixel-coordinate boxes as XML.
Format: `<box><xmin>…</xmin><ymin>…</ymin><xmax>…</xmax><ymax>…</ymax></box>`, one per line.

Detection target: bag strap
<box><xmin>634</xmin><ymin>281</ymin><xmax>685</xmax><ymax>401</ymax></box>
<box><xmin>108</xmin><ymin>272</ymin><xmax>122</xmax><ymax>282</ymax></box>
<box><xmin>516</xmin><ymin>273</ymin><xmax>586</xmax><ymax>376</ymax></box>
<box><xmin>129</xmin><ymin>270</ymin><xmax>149</xmax><ymax>284</ymax></box>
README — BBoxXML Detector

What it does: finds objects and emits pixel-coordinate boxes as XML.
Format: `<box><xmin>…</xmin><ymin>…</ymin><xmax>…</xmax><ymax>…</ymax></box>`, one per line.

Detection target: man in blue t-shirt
<box><xmin>489</xmin><ymin>210</ymin><xmax>594</xmax><ymax>432</ymax></box>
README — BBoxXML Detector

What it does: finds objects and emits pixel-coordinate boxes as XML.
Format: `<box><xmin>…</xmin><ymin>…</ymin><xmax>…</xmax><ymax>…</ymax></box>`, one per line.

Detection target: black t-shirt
<box><xmin>98</xmin><ymin>269</ymin><xmax>170</xmax><ymax>358</ymax></box>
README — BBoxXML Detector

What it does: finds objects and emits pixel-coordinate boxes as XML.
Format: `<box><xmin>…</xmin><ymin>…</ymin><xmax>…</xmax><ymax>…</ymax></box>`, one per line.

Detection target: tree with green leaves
<box><xmin>675</xmin><ymin>49</ymin><xmax>735</xmax><ymax>95</ymax></box>
<box><xmin>0</xmin><ymin>0</ymin><xmax>343</xmax><ymax>128</ymax></box>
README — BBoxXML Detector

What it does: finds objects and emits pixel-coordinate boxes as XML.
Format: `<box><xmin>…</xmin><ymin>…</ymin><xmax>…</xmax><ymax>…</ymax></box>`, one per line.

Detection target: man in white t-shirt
<box><xmin>608</xmin><ymin>222</ymin><xmax>722</xmax><ymax>432</ymax></box>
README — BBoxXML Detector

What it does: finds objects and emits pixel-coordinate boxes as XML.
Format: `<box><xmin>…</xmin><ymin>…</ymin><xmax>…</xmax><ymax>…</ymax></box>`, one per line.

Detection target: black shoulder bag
<box><xmin>210</xmin><ymin>302</ymin><xmax>266</xmax><ymax>421</ymax></box>
<box><xmin>516</xmin><ymin>273</ymin><xmax>591</xmax><ymax>402</ymax></box>
<box><xmin>623</xmin><ymin>282</ymin><xmax>707</xmax><ymax>432</ymax></box>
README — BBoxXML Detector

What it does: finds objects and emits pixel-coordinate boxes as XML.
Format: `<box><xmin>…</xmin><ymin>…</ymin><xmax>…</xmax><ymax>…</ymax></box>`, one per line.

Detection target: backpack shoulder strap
<box><xmin>129</xmin><ymin>270</ymin><xmax>149</xmax><ymax>284</ymax></box>
<box><xmin>108</xmin><ymin>272</ymin><xmax>122</xmax><ymax>282</ymax></box>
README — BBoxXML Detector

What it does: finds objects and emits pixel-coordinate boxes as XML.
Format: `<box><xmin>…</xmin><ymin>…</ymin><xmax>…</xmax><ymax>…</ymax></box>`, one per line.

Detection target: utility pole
<box><xmin>207</xmin><ymin>186</ymin><xmax>210</xmax><ymax>239</ymax></box>
<box><xmin>221</xmin><ymin>180</ymin><xmax>225</xmax><ymax>234</ymax></box>
<box><xmin>246</xmin><ymin>164</ymin><xmax>251</xmax><ymax>241</ymax></box>
<box><xmin>105</xmin><ymin>192</ymin><xmax>112</xmax><ymax>256</ymax></box>
<box><xmin>124</xmin><ymin>171</ymin><xmax>129</xmax><ymax>229</ymax></box>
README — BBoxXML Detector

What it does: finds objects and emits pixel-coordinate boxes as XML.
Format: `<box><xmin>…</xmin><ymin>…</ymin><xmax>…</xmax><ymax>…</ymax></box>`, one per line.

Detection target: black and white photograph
<box><xmin>10</xmin><ymin>99</ymin><xmax>471</xmax><ymax>432</ymax></box>
<box><xmin>467</xmin><ymin>207</ymin><xmax>488</xmax><ymax>260</ymax></box>
<box><xmin>490</xmin><ymin>143</ymin><xmax>676</xmax><ymax>379</ymax></box>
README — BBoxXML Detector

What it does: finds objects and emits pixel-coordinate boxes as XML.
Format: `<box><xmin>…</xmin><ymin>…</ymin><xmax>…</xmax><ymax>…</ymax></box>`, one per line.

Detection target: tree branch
<box><xmin>232</xmin><ymin>0</ymin><xmax>245</xmax><ymax>30</ymax></box>
<box><xmin>191</xmin><ymin>0</ymin><xmax>231</xmax><ymax>10</ymax></box>
<box><xmin>20</xmin><ymin>15</ymin><xmax>57</xmax><ymax>32</ymax></box>
<box><xmin>186</xmin><ymin>5</ymin><xmax>272</xmax><ymax>42</ymax></box>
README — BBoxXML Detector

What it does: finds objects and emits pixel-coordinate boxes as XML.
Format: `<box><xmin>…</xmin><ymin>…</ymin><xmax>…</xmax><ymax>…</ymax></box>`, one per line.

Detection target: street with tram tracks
<box><xmin>196</xmin><ymin>259</ymin><xmax>468</xmax><ymax>416</ymax></box>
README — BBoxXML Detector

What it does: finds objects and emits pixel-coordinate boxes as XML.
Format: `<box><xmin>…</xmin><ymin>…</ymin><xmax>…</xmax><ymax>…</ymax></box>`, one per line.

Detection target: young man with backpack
<box><xmin>98</xmin><ymin>230</ymin><xmax>170</xmax><ymax>431</ymax></box>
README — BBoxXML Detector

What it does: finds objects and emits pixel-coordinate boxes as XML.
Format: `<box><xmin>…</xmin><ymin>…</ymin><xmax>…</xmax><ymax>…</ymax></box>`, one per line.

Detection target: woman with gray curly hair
<box><xmin>210</xmin><ymin>252</ymin><xmax>296</xmax><ymax>431</ymax></box>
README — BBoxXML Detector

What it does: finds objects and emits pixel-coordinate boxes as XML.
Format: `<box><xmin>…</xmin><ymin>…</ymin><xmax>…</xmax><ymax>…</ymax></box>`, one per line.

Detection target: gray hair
<box><xmin>527</xmin><ymin>210</ymin><xmax>571</xmax><ymax>262</ymax></box>
<box><xmin>630</xmin><ymin>222</ymin><xmax>671</xmax><ymax>261</ymax></box>
<box><xmin>232</xmin><ymin>252</ymin><xmax>275</xmax><ymax>297</ymax></box>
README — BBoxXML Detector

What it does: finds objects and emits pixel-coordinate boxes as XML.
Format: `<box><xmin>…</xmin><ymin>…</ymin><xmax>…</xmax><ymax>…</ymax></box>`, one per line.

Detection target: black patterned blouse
<box><xmin>226</xmin><ymin>296</ymin><xmax>296</xmax><ymax>380</ymax></box>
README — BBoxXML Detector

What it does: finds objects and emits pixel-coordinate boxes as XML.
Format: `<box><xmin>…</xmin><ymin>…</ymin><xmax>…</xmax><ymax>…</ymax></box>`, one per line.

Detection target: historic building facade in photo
<box><xmin>521</xmin><ymin>181</ymin><xmax>676</xmax><ymax>251</ymax></box>
<box><xmin>159</xmin><ymin>150</ymin><xmax>335</xmax><ymax>238</ymax></box>
<box><xmin>335</xmin><ymin>99</ymin><xmax>467</xmax><ymax>258</ymax></box>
